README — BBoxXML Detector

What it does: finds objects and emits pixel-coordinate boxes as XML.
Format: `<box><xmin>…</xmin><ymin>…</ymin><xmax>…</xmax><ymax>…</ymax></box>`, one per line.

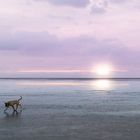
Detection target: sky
<box><xmin>0</xmin><ymin>0</ymin><xmax>140</xmax><ymax>78</ymax></box>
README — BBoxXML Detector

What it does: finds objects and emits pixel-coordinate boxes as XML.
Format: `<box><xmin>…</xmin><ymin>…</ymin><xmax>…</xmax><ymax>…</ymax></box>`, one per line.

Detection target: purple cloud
<box><xmin>35</xmin><ymin>0</ymin><xmax>90</xmax><ymax>8</ymax></box>
<box><xmin>90</xmin><ymin>0</ymin><xmax>135</xmax><ymax>15</ymax></box>
<box><xmin>0</xmin><ymin>35</ymin><xmax>19</xmax><ymax>50</ymax></box>
<box><xmin>91</xmin><ymin>5</ymin><xmax>106</xmax><ymax>14</ymax></box>
<box><xmin>0</xmin><ymin>31</ymin><xmax>139</xmax><ymax>69</ymax></box>
<box><xmin>109</xmin><ymin>0</ymin><xmax>128</xmax><ymax>4</ymax></box>
<box><xmin>90</xmin><ymin>0</ymin><xmax>108</xmax><ymax>14</ymax></box>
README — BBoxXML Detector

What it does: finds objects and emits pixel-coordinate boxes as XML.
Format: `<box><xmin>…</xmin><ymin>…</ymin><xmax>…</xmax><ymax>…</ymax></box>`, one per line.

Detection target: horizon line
<box><xmin>1</xmin><ymin>77</ymin><xmax>140</xmax><ymax>80</ymax></box>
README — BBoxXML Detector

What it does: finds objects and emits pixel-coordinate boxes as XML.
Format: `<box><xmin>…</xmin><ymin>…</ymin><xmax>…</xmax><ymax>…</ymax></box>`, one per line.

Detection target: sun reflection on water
<box><xmin>16</xmin><ymin>80</ymin><xmax>129</xmax><ymax>91</ymax></box>
<box><xmin>90</xmin><ymin>80</ymin><xmax>113</xmax><ymax>90</ymax></box>
<box><xmin>90</xmin><ymin>79</ymin><xmax>129</xmax><ymax>91</ymax></box>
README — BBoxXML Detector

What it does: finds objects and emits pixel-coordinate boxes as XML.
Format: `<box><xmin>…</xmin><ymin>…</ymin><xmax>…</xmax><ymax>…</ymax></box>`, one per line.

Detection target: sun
<box><xmin>93</xmin><ymin>64</ymin><xmax>113</xmax><ymax>76</ymax></box>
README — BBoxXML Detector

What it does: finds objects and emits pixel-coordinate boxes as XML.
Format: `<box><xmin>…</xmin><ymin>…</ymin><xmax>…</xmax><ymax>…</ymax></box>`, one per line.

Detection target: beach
<box><xmin>0</xmin><ymin>79</ymin><xmax>140</xmax><ymax>140</ymax></box>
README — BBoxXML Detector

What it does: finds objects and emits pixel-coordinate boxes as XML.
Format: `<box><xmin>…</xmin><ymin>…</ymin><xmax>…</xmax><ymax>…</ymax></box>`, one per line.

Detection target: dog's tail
<box><xmin>18</xmin><ymin>96</ymin><xmax>22</xmax><ymax>101</ymax></box>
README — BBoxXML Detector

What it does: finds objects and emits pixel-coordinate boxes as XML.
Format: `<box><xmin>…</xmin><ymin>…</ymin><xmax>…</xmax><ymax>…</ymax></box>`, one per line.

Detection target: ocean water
<box><xmin>0</xmin><ymin>78</ymin><xmax>140</xmax><ymax>113</ymax></box>
<box><xmin>0</xmin><ymin>78</ymin><xmax>140</xmax><ymax>140</ymax></box>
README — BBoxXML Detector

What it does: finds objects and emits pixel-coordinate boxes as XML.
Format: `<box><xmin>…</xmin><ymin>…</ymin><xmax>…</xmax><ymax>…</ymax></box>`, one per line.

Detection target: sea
<box><xmin>0</xmin><ymin>78</ymin><xmax>140</xmax><ymax>140</ymax></box>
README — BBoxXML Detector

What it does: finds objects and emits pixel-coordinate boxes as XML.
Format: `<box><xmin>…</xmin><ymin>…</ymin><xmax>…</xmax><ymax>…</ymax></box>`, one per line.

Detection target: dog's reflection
<box><xmin>4</xmin><ymin>110</ymin><xmax>22</xmax><ymax>119</ymax></box>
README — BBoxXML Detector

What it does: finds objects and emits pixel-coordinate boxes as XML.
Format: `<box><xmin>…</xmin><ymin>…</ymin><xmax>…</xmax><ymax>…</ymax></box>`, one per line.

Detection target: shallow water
<box><xmin>0</xmin><ymin>79</ymin><xmax>140</xmax><ymax>140</ymax></box>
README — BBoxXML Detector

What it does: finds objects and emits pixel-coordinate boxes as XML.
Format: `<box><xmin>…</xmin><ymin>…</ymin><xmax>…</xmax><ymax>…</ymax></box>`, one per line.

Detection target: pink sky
<box><xmin>0</xmin><ymin>0</ymin><xmax>140</xmax><ymax>78</ymax></box>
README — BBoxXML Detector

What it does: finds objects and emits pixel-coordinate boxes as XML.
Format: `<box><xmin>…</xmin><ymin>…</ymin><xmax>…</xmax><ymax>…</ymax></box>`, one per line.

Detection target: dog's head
<box><xmin>5</xmin><ymin>102</ymin><xmax>10</xmax><ymax>107</ymax></box>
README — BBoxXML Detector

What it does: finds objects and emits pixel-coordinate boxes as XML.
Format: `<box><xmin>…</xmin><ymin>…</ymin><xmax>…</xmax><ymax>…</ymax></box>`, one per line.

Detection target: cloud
<box><xmin>35</xmin><ymin>0</ymin><xmax>90</xmax><ymax>8</ymax></box>
<box><xmin>0</xmin><ymin>31</ymin><xmax>139</xmax><ymax>68</ymax></box>
<box><xmin>90</xmin><ymin>0</ymin><xmax>139</xmax><ymax>15</ymax></box>
<box><xmin>0</xmin><ymin>35</ymin><xmax>20</xmax><ymax>50</ymax></box>
<box><xmin>91</xmin><ymin>5</ymin><xmax>106</xmax><ymax>14</ymax></box>
<box><xmin>90</xmin><ymin>0</ymin><xmax>108</xmax><ymax>14</ymax></box>
<box><xmin>109</xmin><ymin>0</ymin><xmax>128</xmax><ymax>4</ymax></box>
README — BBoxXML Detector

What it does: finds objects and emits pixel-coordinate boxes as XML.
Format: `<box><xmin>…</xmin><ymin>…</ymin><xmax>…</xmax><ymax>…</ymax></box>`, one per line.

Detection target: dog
<box><xmin>4</xmin><ymin>96</ymin><xmax>22</xmax><ymax>112</ymax></box>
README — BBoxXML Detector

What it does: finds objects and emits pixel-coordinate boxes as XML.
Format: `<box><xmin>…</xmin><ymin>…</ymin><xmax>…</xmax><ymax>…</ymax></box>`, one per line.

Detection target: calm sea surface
<box><xmin>1</xmin><ymin>78</ymin><xmax>140</xmax><ymax>115</ymax></box>
<box><xmin>0</xmin><ymin>78</ymin><xmax>140</xmax><ymax>140</ymax></box>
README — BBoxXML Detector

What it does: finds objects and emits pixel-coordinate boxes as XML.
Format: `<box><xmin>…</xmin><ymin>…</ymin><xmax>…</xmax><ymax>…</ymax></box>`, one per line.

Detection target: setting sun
<box><xmin>93</xmin><ymin>64</ymin><xmax>113</xmax><ymax>76</ymax></box>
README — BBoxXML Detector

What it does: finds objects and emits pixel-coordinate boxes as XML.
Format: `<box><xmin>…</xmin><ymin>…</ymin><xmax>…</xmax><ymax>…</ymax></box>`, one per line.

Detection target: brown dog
<box><xmin>4</xmin><ymin>96</ymin><xmax>22</xmax><ymax>112</ymax></box>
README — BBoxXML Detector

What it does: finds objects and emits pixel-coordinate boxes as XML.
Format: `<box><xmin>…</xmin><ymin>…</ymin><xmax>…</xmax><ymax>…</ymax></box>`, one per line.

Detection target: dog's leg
<box><xmin>4</xmin><ymin>107</ymin><xmax>8</xmax><ymax>112</ymax></box>
<box><xmin>15</xmin><ymin>104</ymin><xmax>18</xmax><ymax>111</ymax></box>
<box><xmin>11</xmin><ymin>105</ymin><xmax>16</xmax><ymax>111</ymax></box>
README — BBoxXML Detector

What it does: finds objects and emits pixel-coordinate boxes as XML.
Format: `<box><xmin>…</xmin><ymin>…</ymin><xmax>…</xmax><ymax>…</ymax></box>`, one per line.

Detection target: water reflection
<box><xmin>4</xmin><ymin>110</ymin><xmax>22</xmax><ymax>119</ymax></box>
<box><xmin>17</xmin><ymin>81</ymin><xmax>81</xmax><ymax>86</ymax></box>
<box><xmin>90</xmin><ymin>80</ymin><xmax>129</xmax><ymax>91</ymax></box>
<box><xmin>90</xmin><ymin>80</ymin><xmax>113</xmax><ymax>90</ymax></box>
<box><xmin>16</xmin><ymin>79</ymin><xmax>129</xmax><ymax>91</ymax></box>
